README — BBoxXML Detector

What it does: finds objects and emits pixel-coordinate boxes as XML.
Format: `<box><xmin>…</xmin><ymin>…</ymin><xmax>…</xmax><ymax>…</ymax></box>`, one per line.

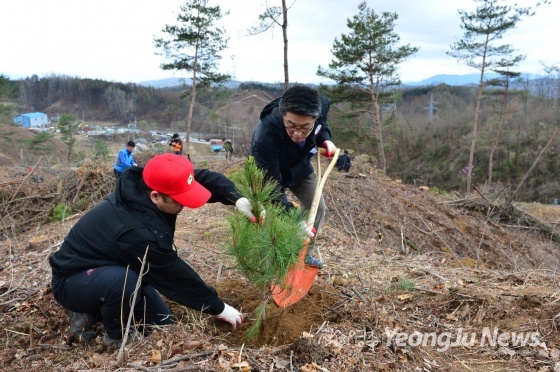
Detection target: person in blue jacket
<box><xmin>249</xmin><ymin>84</ymin><xmax>337</xmax><ymax>269</ymax></box>
<box><xmin>50</xmin><ymin>153</ymin><xmax>260</xmax><ymax>348</ymax></box>
<box><xmin>113</xmin><ymin>141</ymin><xmax>137</xmax><ymax>178</ymax></box>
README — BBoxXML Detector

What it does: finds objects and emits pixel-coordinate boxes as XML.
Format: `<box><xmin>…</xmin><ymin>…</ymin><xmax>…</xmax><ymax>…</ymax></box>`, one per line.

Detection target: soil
<box><xmin>1</xmin><ymin>127</ymin><xmax>560</xmax><ymax>371</ymax></box>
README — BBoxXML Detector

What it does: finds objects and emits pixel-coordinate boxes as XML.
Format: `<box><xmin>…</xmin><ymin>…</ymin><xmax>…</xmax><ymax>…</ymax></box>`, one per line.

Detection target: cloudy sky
<box><xmin>2</xmin><ymin>0</ymin><xmax>558</xmax><ymax>84</ymax></box>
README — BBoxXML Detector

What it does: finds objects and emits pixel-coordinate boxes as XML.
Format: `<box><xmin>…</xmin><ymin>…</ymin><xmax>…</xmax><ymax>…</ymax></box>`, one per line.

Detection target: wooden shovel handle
<box><xmin>307</xmin><ymin>148</ymin><xmax>340</xmax><ymax>225</ymax></box>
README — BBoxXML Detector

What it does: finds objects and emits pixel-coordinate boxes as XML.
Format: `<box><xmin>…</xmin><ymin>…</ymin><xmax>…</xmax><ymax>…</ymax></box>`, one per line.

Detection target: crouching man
<box><xmin>49</xmin><ymin>153</ymin><xmax>259</xmax><ymax>348</ymax></box>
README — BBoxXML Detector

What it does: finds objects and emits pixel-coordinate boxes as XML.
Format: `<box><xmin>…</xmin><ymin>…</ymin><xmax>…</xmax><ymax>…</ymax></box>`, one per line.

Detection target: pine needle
<box><xmin>226</xmin><ymin>157</ymin><xmax>307</xmax><ymax>340</ymax></box>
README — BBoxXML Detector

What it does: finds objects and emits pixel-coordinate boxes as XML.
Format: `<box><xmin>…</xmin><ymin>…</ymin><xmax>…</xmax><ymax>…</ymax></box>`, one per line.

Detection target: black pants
<box><xmin>52</xmin><ymin>266</ymin><xmax>174</xmax><ymax>339</ymax></box>
<box><xmin>114</xmin><ymin>169</ymin><xmax>122</xmax><ymax>179</ymax></box>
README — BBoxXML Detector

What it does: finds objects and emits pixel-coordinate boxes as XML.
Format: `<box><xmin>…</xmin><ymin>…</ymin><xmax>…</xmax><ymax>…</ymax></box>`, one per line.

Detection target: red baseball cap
<box><xmin>143</xmin><ymin>153</ymin><xmax>211</xmax><ymax>209</ymax></box>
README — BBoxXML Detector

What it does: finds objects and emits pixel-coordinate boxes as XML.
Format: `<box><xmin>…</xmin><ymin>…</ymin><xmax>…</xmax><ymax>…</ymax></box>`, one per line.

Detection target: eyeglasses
<box><xmin>283</xmin><ymin>118</ymin><xmax>315</xmax><ymax>134</ymax></box>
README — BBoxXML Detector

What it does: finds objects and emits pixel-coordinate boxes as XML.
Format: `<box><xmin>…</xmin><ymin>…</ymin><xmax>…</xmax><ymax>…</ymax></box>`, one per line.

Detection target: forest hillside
<box><xmin>3</xmin><ymin>74</ymin><xmax>560</xmax><ymax>202</ymax></box>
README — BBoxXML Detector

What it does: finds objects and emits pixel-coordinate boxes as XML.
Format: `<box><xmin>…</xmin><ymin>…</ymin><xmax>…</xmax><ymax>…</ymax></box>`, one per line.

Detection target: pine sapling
<box><xmin>227</xmin><ymin>157</ymin><xmax>306</xmax><ymax>340</ymax></box>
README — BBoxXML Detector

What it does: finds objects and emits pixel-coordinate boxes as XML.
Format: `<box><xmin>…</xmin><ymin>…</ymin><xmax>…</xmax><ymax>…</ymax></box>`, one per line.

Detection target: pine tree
<box><xmin>58</xmin><ymin>114</ymin><xmax>79</xmax><ymax>163</ymax></box>
<box><xmin>227</xmin><ymin>157</ymin><xmax>305</xmax><ymax>340</ymax></box>
<box><xmin>447</xmin><ymin>0</ymin><xmax>548</xmax><ymax>193</ymax></box>
<box><xmin>154</xmin><ymin>0</ymin><xmax>230</xmax><ymax>156</ymax></box>
<box><xmin>317</xmin><ymin>1</ymin><xmax>418</xmax><ymax>173</ymax></box>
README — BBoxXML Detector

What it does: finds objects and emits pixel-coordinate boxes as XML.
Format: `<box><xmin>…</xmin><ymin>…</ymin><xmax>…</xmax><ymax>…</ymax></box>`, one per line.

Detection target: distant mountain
<box><xmin>140</xmin><ymin>72</ymin><xmax>544</xmax><ymax>89</ymax></box>
<box><xmin>404</xmin><ymin>72</ymin><xmax>543</xmax><ymax>87</ymax></box>
<box><xmin>404</xmin><ymin>73</ymin><xmax>501</xmax><ymax>86</ymax></box>
<box><xmin>138</xmin><ymin>77</ymin><xmax>241</xmax><ymax>89</ymax></box>
<box><xmin>138</xmin><ymin>77</ymin><xmax>185</xmax><ymax>88</ymax></box>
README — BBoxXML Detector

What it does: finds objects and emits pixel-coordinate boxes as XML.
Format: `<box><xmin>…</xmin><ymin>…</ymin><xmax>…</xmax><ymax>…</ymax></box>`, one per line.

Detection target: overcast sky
<box><xmin>2</xmin><ymin>0</ymin><xmax>559</xmax><ymax>84</ymax></box>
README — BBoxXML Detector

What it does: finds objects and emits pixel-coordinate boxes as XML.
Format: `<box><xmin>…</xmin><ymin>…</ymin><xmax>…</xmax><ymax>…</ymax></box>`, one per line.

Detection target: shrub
<box><xmin>52</xmin><ymin>204</ymin><xmax>72</xmax><ymax>222</ymax></box>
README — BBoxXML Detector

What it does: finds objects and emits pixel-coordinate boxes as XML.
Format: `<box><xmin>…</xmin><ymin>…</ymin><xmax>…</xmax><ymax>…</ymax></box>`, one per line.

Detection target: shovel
<box><xmin>271</xmin><ymin>147</ymin><xmax>341</xmax><ymax>307</ymax></box>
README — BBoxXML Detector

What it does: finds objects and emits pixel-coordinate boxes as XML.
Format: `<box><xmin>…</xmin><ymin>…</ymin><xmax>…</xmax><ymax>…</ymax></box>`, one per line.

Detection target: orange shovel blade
<box><xmin>271</xmin><ymin>244</ymin><xmax>319</xmax><ymax>308</ymax></box>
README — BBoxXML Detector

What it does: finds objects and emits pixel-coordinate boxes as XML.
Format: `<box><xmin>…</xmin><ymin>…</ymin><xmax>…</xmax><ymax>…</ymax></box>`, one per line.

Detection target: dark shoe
<box><xmin>68</xmin><ymin>311</ymin><xmax>97</xmax><ymax>341</ymax></box>
<box><xmin>103</xmin><ymin>330</ymin><xmax>142</xmax><ymax>349</ymax></box>
<box><xmin>304</xmin><ymin>255</ymin><xmax>323</xmax><ymax>269</ymax></box>
<box><xmin>103</xmin><ymin>333</ymin><xmax>123</xmax><ymax>349</ymax></box>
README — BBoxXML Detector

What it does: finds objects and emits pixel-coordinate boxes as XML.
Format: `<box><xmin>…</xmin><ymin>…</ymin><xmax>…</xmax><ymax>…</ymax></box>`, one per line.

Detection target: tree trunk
<box><xmin>282</xmin><ymin>0</ymin><xmax>289</xmax><ymax>90</ymax></box>
<box><xmin>186</xmin><ymin>38</ymin><xmax>200</xmax><ymax>157</ymax></box>
<box><xmin>488</xmin><ymin>79</ymin><xmax>511</xmax><ymax>186</ymax></box>
<box><xmin>372</xmin><ymin>99</ymin><xmax>386</xmax><ymax>172</ymax></box>
<box><xmin>466</xmin><ymin>34</ymin><xmax>490</xmax><ymax>194</ymax></box>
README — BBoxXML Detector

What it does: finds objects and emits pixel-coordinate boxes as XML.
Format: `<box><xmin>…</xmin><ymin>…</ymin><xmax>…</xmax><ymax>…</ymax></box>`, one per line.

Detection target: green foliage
<box><xmin>317</xmin><ymin>1</ymin><xmax>418</xmax><ymax>89</ymax></box>
<box><xmin>227</xmin><ymin>157</ymin><xmax>305</xmax><ymax>340</ymax></box>
<box><xmin>228</xmin><ymin>157</ymin><xmax>303</xmax><ymax>288</ymax></box>
<box><xmin>396</xmin><ymin>278</ymin><xmax>416</xmax><ymax>291</ymax></box>
<box><xmin>242</xmin><ymin>301</ymin><xmax>268</xmax><ymax>342</ymax></box>
<box><xmin>58</xmin><ymin>113</ymin><xmax>79</xmax><ymax>162</ymax></box>
<box><xmin>447</xmin><ymin>0</ymin><xmax>536</xmax><ymax>73</ymax></box>
<box><xmin>154</xmin><ymin>0</ymin><xmax>230</xmax><ymax>86</ymax></box>
<box><xmin>52</xmin><ymin>204</ymin><xmax>72</xmax><ymax>222</ymax></box>
<box><xmin>21</xmin><ymin>131</ymin><xmax>53</xmax><ymax>150</ymax></box>
<box><xmin>446</xmin><ymin>0</ymin><xmax>543</xmax><ymax>192</ymax></box>
<box><xmin>238</xmin><ymin>82</ymin><xmax>283</xmax><ymax>95</ymax></box>
<box><xmin>0</xmin><ymin>74</ymin><xmax>18</xmax><ymax>99</ymax></box>
<box><xmin>0</xmin><ymin>104</ymin><xmax>17</xmax><ymax>123</ymax></box>
<box><xmin>92</xmin><ymin>140</ymin><xmax>110</xmax><ymax>160</ymax></box>
<box><xmin>232</xmin><ymin>157</ymin><xmax>281</xmax><ymax>218</ymax></box>
<box><xmin>430</xmin><ymin>186</ymin><xmax>447</xmax><ymax>196</ymax></box>
<box><xmin>317</xmin><ymin>1</ymin><xmax>418</xmax><ymax>168</ymax></box>
<box><xmin>229</xmin><ymin>203</ymin><xmax>303</xmax><ymax>287</ymax></box>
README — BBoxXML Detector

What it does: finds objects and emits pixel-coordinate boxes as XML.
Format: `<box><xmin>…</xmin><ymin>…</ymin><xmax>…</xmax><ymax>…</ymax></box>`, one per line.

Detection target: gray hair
<box><xmin>278</xmin><ymin>85</ymin><xmax>321</xmax><ymax>118</ymax></box>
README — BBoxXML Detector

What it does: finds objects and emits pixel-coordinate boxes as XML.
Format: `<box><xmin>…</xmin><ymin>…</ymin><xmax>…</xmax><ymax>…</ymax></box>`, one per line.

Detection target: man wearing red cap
<box><xmin>49</xmin><ymin>153</ymin><xmax>258</xmax><ymax>348</ymax></box>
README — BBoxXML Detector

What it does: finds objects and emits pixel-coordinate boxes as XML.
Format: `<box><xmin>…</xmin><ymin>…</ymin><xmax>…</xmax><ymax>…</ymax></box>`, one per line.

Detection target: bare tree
<box><xmin>248</xmin><ymin>0</ymin><xmax>291</xmax><ymax>90</ymax></box>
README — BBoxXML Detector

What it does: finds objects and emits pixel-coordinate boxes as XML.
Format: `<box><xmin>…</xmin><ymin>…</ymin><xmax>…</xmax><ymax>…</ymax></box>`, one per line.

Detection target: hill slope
<box><xmin>0</xmin><ymin>145</ymin><xmax>559</xmax><ymax>370</ymax></box>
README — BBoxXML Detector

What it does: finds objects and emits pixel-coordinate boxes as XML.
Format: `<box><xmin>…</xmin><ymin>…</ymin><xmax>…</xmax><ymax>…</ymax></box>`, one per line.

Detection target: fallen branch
<box><xmin>117</xmin><ymin>246</ymin><xmax>149</xmax><ymax>362</ymax></box>
<box><xmin>9</xmin><ymin>157</ymin><xmax>42</xmax><ymax>203</ymax></box>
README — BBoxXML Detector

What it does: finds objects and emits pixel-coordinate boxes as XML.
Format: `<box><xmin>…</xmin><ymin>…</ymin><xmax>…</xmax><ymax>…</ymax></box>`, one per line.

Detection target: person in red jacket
<box><xmin>49</xmin><ymin>153</ymin><xmax>260</xmax><ymax>348</ymax></box>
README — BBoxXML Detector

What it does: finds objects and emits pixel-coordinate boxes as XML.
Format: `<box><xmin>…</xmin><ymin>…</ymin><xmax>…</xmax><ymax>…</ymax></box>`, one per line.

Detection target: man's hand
<box><xmin>300</xmin><ymin>220</ymin><xmax>317</xmax><ymax>240</ymax></box>
<box><xmin>217</xmin><ymin>303</ymin><xmax>244</xmax><ymax>329</ymax></box>
<box><xmin>321</xmin><ymin>140</ymin><xmax>336</xmax><ymax>158</ymax></box>
<box><xmin>235</xmin><ymin>197</ymin><xmax>265</xmax><ymax>224</ymax></box>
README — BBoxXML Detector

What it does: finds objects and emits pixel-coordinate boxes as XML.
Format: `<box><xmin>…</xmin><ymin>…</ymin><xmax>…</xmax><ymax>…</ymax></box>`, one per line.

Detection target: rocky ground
<box><xmin>1</xmin><ymin>128</ymin><xmax>560</xmax><ymax>371</ymax></box>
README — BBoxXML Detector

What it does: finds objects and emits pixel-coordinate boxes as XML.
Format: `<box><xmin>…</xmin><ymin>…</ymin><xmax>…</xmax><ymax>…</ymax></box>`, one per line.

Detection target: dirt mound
<box><xmin>215</xmin><ymin>280</ymin><xmax>340</xmax><ymax>346</ymax></box>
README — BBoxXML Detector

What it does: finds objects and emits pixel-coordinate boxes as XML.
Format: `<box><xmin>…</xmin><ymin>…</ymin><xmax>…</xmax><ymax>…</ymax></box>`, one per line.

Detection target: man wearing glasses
<box><xmin>249</xmin><ymin>84</ymin><xmax>337</xmax><ymax>269</ymax></box>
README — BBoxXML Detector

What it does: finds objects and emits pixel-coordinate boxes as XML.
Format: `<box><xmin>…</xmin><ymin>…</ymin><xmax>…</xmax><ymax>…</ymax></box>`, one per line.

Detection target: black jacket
<box><xmin>336</xmin><ymin>154</ymin><xmax>351</xmax><ymax>169</ymax></box>
<box><xmin>249</xmin><ymin>94</ymin><xmax>332</xmax><ymax>209</ymax></box>
<box><xmin>49</xmin><ymin>166</ymin><xmax>241</xmax><ymax>315</ymax></box>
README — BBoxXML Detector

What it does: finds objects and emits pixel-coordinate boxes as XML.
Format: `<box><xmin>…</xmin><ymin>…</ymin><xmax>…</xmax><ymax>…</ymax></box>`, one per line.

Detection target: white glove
<box><xmin>235</xmin><ymin>197</ymin><xmax>266</xmax><ymax>224</ymax></box>
<box><xmin>321</xmin><ymin>140</ymin><xmax>336</xmax><ymax>158</ymax></box>
<box><xmin>217</xmin><ymin>303</ymin><xmax>244</xmax><ymax>329</ymax></box>
<box><xmin>300</xmin><ymin>220</ymin><xmax>316</xmax><ymax>239</ymax></box>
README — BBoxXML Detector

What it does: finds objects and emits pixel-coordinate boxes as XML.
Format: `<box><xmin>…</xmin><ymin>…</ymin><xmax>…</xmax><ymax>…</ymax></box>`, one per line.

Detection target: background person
<box><xmin>168</xmin><ymin>133</ymin><xmax>183</xmax><ymax>155</ymax></box>
<box><xmin>336</xmin><ymin>150</ymin><xmax>352</xmax><ymax>172</ymax></box>
<box><xmin>222</xmin><ymin>137</ymin><xmax>234</xmax><ymax>161</ymax></box>
<box><xmin>50</xmin><ymin>153</ymin><xmax>261</xmax><ymax>348</ymax></box>
<box><xmin>113</xmin><ymin>140</ymin><xmax>136</xmax><ymax>179</ymax></box>
<box><xmin>249</xmin><ymin>84</ymin><xmax>337</xmax><ymax>269</ymax></box>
